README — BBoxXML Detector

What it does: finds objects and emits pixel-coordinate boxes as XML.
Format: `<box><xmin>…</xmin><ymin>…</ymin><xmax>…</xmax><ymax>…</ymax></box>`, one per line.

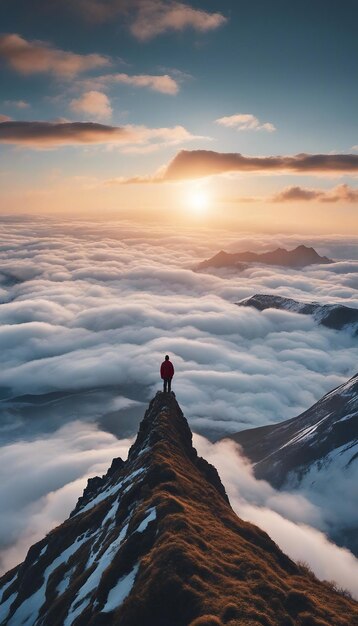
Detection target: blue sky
<box><xmin>0</xmin><ymin>0</ymin><xmax>357</xmax><ymax>229</ymax></box>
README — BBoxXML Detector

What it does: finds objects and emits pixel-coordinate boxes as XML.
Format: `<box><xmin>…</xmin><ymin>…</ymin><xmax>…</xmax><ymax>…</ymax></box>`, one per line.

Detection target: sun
<box><xmin>187</xmin><ymin>189</ymin><xmax>210</xmax><ymax>215</ymax></box>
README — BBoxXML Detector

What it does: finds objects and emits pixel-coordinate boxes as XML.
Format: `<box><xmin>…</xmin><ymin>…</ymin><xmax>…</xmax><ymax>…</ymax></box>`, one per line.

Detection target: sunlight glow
<box><xmin>187</xmin><ymin>189</ymin><xmax>210</xmax><ymax>215</ymax></box>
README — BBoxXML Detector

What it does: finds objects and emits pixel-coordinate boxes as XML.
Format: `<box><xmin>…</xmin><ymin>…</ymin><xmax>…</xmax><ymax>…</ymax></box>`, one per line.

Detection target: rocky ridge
<box><xmin>0</xmin><ymin>393</ymin><xmax>357</xmax><ymax>626</ymax></box>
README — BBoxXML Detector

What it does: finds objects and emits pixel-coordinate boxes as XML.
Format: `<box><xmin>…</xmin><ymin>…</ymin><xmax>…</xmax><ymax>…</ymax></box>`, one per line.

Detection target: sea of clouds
<box><xmin>0</xmin><ymin>216</ymin><xmax>357</xmax><ymax>594</ymax></box>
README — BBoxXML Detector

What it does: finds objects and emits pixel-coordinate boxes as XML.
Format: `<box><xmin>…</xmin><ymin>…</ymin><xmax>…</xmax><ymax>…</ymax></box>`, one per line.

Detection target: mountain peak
<box><xmin>1</xmin><ymin>394</ymin><xmax>357</xmax><ymax>625</ymax></box>
<box><xmin>197</xmin><ymin>245</ymin><xmax>332</xmax><ymax>271</ymax></box>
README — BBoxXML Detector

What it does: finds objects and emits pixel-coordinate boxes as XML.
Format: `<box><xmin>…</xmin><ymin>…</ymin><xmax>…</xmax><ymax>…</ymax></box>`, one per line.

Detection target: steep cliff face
<box><xmin>1</xmin><ymin>393</ymin><xmax>357</xmax><ymax>626</ymax></box>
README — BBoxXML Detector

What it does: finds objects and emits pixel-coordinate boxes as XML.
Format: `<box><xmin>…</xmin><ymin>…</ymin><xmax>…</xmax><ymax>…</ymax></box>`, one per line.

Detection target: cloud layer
<box><xmin>0</xmin><ymin>421</ymin><xmax>132</xmax><ymax>573</ymax></box>
<box><xmin>0</xmin><ymin>34</ymin><xmax>110</xmax><ymax>77</ymax></box>
<box><xmin>0</xmin><ymin>219</ymin><xmax>357</xmax><ymax>584</ymax></box>
<box><xmin>0</xmin><ymin>222</ymin><xmax>356</xmax><ymax>431</ymax></box>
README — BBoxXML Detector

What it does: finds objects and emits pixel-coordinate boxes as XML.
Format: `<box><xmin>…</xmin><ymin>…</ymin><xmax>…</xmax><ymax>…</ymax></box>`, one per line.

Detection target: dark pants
<box><xmin>163</xmin><ymin>378</ymin><xmax>172</xmax><ymax>392</ymax></box>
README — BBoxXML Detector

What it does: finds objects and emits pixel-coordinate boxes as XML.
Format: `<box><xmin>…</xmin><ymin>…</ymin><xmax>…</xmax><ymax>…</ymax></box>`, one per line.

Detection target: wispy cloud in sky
<box><xmin>79</xmin><ymin>72</ymin><xmax>180</xmax><ymax>95</ymax></box>
<box><xmin>223</xmin><ymin>184</ymin><xmax>358</xmax><ymax>205</ymax></box>
<box><xmin>70</xmin><ymin>0</ymin><xmax>227</xmax><ymax>40</ymax></box>
<box><xmin>216</xmin><ymin>113</ymin><xmax>276</xmax><ymax>132</ymax></box>
<box><xmin>0</xmin><ymin>34</ymin><xmax>110</xmax><ymax>78</ymax></box>
<box><xmin>130</xmin><ymin>1</ymin><xmax>227</xmax><ymax>41</ymax></box>
<box><xmin>3</xmin><ymin>99</ymin><xmax>30</xmax><ymax>109</ymax></box>
<box><xmin>272</xmin><ymin>184</ymin><xmax>358</xmax><ymax>203</ymax></box>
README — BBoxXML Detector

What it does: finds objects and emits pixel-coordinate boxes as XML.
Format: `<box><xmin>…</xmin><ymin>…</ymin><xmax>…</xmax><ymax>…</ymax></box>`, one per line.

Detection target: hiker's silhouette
<box><xmin>160</xmin><ymin>355</ymin><xmax>174</xmax><ymax>393</ymax></box>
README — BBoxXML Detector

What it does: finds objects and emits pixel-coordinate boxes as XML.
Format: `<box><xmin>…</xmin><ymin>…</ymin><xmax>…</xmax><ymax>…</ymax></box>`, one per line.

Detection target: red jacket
<box><xmin>160</xmin><ymin>360</ymin><xmax>174</xmax><ymax>379</ymax></box>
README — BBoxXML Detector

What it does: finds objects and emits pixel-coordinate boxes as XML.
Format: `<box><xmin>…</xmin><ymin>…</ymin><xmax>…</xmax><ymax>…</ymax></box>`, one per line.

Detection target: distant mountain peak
<box><xmin>1</xmin><ymin>393</ymin><xmax>357</xmax><ymax>625</ymax></box>
<box><xmin>197</xmin><ymin>245</ymin><xmax>332</xmax><ymax>271</ymax></box>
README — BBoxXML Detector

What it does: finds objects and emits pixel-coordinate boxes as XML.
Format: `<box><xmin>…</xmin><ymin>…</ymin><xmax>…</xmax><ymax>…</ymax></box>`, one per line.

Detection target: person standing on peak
<box><xmin>160</xmin><ymin>355</ymin><xmax>174</xmax><ymax>393</ymax></box>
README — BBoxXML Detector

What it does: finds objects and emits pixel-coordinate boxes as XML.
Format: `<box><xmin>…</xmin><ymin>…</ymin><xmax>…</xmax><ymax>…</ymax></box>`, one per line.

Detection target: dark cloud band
<box><xmin>0</xmin><ymin>121</ymin><xmax>128</xmax><ymax>147</ymax></box>
<box><xmin>114</xmin><ymin>149</ymin><xmax>358</xmax><ymax>184</ymax></box>
<box><xmin>163</xmin><ymin>150</ymin><xmax>358</xmax><ymax>180</ymax></box>
<box><xmin>0</xmin><ymin>121</ymin><xmax>199</xmax><ymax>149</ymax></box>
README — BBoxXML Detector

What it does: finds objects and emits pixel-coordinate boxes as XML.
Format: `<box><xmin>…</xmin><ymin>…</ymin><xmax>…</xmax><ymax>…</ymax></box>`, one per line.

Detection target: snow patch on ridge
<box><xmin>74</xmin><ymin>466</ymin><xmax>146</xmax><ymax>517</ymax></box>
<box><xmin>7</xmin><ymin>536</ymin><xmax>89</xmax><ymax>626</ymax></box>
<box><xmin>102</xmin><ymin>564</ymin><xmax>139</xmax><ymax>614</ymax></box>
<box><xmin>64</xmin><ymin>522</ymin><xmax>130</xmax><ymax>626</ymax></box>
<box><xmin>56</xmin><ymin>567</ymin><xmax>75</xmax><ymax>597</ymax></box>
<box><xmin>136</xmin><ymin>507</ymin><xmax>156</xmax><ymax>533</ymax></box>
<box><xmin>0</xmin><ymin>592</ymin><xmax>16</xmax><ymax>624</ymax></box>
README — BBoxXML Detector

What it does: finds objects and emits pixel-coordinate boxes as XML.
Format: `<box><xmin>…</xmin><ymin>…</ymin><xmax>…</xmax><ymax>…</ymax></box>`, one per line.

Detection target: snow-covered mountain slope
<box><xmin>228</xmin><ymin>374</ymin><xmax>358</xmax><ymax>553</ymax></box>
<box><xmin>229</xmin><ymin>374</ymin><xmax>357</xmax><ymax>485</ymax></box>
<box><xmin>237</xmin><ymin>294</ymin><xmax>358</xmax><ymax>334</ymax></box>
<box><xmin>1</xmin><ymin>393</ymin><xmax>357</xmax><ymax>626</ymax></box>
<box><xmin>197</xmin><ymin>244</ymin><xmax>332</xmax><ymax>271</ymax></box>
